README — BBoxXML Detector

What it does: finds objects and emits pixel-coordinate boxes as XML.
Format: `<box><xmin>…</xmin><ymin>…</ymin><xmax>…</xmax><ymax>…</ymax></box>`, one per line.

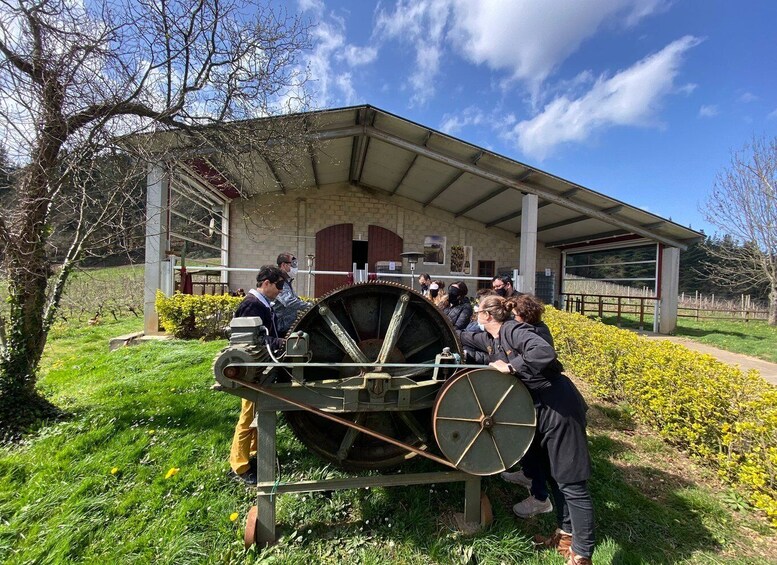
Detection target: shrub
<box><xmin>545</xmin><ymin>307</ymin><xmax>777</xmax><ymax>526</ymax></box>
<box><xmin>155</xmin><ymin>291</ymin><xmax>242</xmax><ymax>339</ymax></box>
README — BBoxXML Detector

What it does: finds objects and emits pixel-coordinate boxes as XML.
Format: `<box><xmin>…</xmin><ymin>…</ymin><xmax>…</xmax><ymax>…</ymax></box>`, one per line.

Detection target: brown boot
<box><xmin>533</xmin><ymin>528</ymin><xmax>572</xmax><ymax>556</ymax></box>
<box><xmin>567</xmin><ymin>548</ymin><xmax>592</xmax><ymax>564</ymax></box>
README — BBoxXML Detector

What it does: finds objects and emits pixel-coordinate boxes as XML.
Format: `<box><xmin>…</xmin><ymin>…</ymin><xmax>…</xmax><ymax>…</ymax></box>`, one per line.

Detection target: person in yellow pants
<box><xmin>227</xmin><ymin>265</ymin><xmax>286</xmax><ymax>485</ymax></box>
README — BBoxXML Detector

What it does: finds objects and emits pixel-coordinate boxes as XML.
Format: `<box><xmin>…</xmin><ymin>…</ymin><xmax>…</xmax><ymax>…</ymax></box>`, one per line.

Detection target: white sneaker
<box><xmin>500</xmin><ymin>469</ymin><xmax>532</xmax><ymax>488</ymax></box>
<box><xmin>512</xmin><ymin>495</ymin><xmax>553</xmax><ymax>518</ymax></box>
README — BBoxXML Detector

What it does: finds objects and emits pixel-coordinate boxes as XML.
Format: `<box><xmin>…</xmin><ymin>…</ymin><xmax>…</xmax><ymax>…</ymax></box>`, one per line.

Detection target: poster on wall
<box><xmin>423</xmin><ymin>235</ymin><xmax>446</xmax><ymax>265</ymax></box>
<box><xmin>450</xmin><ymin>245</ymin><xmax>473</xmax><ymax>275</ymax></box>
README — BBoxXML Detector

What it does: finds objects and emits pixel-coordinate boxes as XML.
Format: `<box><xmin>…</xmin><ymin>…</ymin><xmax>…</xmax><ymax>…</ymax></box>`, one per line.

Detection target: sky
<box><xmin>293</xmin><ymin>0</ymin><xmax>777</xmax><ymax>237</ymax></box>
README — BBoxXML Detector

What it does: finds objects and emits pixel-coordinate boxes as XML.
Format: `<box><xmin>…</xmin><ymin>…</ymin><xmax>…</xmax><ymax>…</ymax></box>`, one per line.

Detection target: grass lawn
<box><xmin>598</xmin><ymin>313</ymin><xmax>777</xmax><ymax>365</ymax></box>
<box><xmin>672</xmin><ymin>319</ymin><xmax>777</xmax><ymax>364</ymax></box>
<box><xmin>1</xmin><ymin>317</ymin><xmax>775</xmax><ymax>563</ymax></box>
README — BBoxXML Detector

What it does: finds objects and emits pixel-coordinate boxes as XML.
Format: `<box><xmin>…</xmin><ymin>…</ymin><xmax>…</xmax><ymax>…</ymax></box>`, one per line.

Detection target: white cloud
<box><xmin>448</xmin><ymin>0</ymin><xmax>668</xmax><ymax>97</ymax></box>
<box><xmin>738</xmin><ymin>92</ymin><xmax>758</xmax><ymax>103</ymax></box>
<box><xmin>510</xmin><ymin>36</ymin><xmax>700</xmax><ymax>160</ymax></box>
<box><xmin>698</xmin><ymin>105</ymin><xmax>719</xmax><ymax>118</ymax></box>
<box><xmin>375</xmin><ymin>0</ymin><xmax>453</xmax><ymax>105</ymax></box>
<box><xmin>341</xmin><ymin>45</ymin><xmax>378</xmax><ymax>67</ymax></box>
<box><xmin>299</xmin><ymin>2</ymin><xmax>379</xmax><ymax>106</ymax></box>
<box><xmin>439</xmin><ymin>106</ymin><xmax>486</xmax><ymax>134</ymax></box>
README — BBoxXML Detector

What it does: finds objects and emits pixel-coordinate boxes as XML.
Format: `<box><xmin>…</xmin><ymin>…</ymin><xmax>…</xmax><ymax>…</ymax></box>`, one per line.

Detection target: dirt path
<box><xmin>637</xmin><ymin>332</ymin><xmax>777</xmax><ymax>386</ymax></box>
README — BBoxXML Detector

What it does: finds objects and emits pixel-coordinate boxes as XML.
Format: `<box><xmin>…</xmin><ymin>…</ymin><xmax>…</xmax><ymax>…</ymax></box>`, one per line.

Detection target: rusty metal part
<box><xmin>244</xmin><ymin>505</ymin><xmax>258</xmax><ymax>548</ymax></box>
<box><xmin>228</xmin><ymin>374</ymin><xmax>458</xmax><ymax>470</ymax></box>
<box><xmin>284</xmin><ymin>281</ymin><xmax>461</xmax><ymax>470</ymax></box>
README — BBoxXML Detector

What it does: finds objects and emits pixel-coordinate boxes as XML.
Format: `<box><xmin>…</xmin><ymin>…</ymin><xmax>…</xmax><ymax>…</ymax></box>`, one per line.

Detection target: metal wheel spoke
<box><xmin>489</xmin><ymin>421</ymin><xmax>535</xmax><ymax>427</ymax></box>
<box><xmin>375</xmin><ymin>293</ymin><xmax>410</xmax><ymax>366</ymax></box>
<box><xmin>397</xmin><ymin>411</ymin><xmax>428</xmax><ymax>445</ymax></box>
<box><xmin>435</xmin><ymin>416</ymin><xmax>482</xmax><ymax>423</ymax></box>
<box><xmin>336</xmin><ymin>413</ymin><xmax>366</xmax><ymax>461</ymax></box>
<box><xmin>465</xmin><ymin>375</ymin><xmax>485</xmax><ymax>418</ymax></box>
<box><xmin>318</xmin><ymin>305</ymin><xmax>369</xmax><ymax>364</ymax></box>
<box><xmin>402</xmin><ymin>336</ymin><xmax>442</xmax><ymax>359</ymax></box>
<box><xmin>455</xmin><ymin>428</ymin><xmax>484</xmax><ymax>467</ymax></box>
<box><xmin>489</xmin><ymin>432</ymin><xmax>507</xmax><ymax>470</ymax></box>
<box><xmin>488</xmin><ymin>382</ymin><xmax>516</xmax><ymax>416</ymax></box>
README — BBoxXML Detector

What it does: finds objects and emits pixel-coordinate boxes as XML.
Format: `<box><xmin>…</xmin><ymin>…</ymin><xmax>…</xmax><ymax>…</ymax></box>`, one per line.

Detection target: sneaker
<box><xmin>501</xmin><ymin>469</ymin><xmax>532</xmax><ymax>488</ymax></box>
<box><xmin>227</xmin><ymin>468</ymin><xmax>257</xmax><ymax>485</ymax></box>
<box><xmin>512</xmin><ymin>495</ymin><xmax>553</xmax><ymax>518</ymax></box>
<box><xmin>533</xmin><ymin>528</ymin><xmax>573</xmax><ymax>556</ymax></box>
<box><xmin>567</xmin><ymin>549</ymin><xmax>592</xmax><ymax>564</ymax></box>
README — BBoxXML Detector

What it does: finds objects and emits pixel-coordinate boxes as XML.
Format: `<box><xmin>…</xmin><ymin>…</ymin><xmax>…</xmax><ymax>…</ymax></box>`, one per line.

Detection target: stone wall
<box><xmin>227</xmin><ymin>183</ymin><xmax>560</xmax><ymax>298</ymax></box>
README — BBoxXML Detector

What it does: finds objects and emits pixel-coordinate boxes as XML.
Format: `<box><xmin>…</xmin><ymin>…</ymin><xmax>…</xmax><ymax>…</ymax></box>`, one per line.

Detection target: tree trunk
<box><xmin>769</xmin><ymin>285</ymin><xmax>777</xmax><ymax>326</ymax></box>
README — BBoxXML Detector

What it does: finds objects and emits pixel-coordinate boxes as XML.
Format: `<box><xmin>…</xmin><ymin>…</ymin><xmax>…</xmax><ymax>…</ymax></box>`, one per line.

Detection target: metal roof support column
<box><xmin>519</xmin><ymin>193</ymin><xmax>538</xmax><ymax>295</ymax></box>
<box><xmin>659</xmin><ymin>246</ymin><xmax>680</xmax><ymax>334</ymax></box>
<box><xmin>144</xmin><ymin>162</ymin><xmax>170</xmax><ymax>335</ymax></box>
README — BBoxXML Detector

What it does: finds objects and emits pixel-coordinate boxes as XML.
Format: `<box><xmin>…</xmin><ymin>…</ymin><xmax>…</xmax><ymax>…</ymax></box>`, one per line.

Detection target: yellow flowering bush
<box><xmin>155</xmin><ymin>291</ymin><xmax>242</xmax><ymax>339</ymax></box>
<box><xmin>545</xmin><ymin>308</ymin><xmax>777</xmax><ymax>526</ymax></box>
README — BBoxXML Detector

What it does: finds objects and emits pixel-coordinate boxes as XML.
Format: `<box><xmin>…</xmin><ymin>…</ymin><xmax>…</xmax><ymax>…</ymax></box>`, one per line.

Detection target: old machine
<box><xmin>213</xmin><ymin>282</ymin><xmax>537</xmax><ymax>546</ymax></box>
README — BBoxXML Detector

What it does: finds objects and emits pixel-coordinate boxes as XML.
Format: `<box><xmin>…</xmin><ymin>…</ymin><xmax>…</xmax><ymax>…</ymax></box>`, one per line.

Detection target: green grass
<box><xmin>597</xmin><ymin>313</ymin><xmax>777</xmax><ymax>364</ymax></box>
<box><xmin>672</xmin><ymin>319</ymin><xmax>777</xmax><ymax>364</ymax></box>
<box><xmin>1</xmin><ymin>318</ymin><xmax>775</xmax><ymax>563</ymax></box>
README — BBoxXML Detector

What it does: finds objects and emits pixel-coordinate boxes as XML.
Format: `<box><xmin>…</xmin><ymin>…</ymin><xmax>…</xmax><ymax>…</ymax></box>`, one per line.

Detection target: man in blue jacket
<box><xmin>228</xmin><ymin>265</ymin><xmax>286</xmax><ymax>484</ymax></box>
<box><xmin>273</xmin><ymin>252</ymin><xmax>310</xmax><ymax>335</ymax></box>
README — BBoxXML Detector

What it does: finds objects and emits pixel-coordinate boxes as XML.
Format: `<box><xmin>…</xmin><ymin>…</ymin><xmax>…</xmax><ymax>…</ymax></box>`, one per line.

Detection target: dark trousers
<box><xmin>548</xmin><ymin>478</ymin><xmax>595</xmax><ymax>558</ymax></box>
<box><xmin>520</xmin><ymin>437</ymin><xmax>549</xmax><ymax>501</ymax></box>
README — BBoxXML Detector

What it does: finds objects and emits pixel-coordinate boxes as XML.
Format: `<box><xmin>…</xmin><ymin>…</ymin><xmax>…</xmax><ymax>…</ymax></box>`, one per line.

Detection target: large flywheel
<box><xmin>285</xmin><ymin>282</ymin><xmax>461</xmax><ymax>470</ymax></box>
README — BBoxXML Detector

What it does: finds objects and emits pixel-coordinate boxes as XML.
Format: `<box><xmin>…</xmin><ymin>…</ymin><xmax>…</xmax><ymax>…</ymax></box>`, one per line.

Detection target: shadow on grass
<box><xmin>673</xmin><ymin>325</ymin><xmax>768</xmax><ymax>341</ymax></box>
<box><xmin>274</xmin><ymin>433</ymin><xmax>724</xmax><ymax>565</ymax></box>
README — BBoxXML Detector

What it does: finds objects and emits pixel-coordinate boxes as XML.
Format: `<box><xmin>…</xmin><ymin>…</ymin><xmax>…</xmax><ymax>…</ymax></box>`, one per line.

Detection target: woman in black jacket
<box><xmin>443</xmin><ymin>281</ymin><xmax>473</xmax><ymax>330</ymax></box>
<box><xmin>459</xmin><ymin>294</ymin><xmax>594</xmax><ymax>565</ymax></box>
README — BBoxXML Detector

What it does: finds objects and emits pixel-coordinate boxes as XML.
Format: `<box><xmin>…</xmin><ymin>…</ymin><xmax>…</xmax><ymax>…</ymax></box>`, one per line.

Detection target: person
<box><xmin>458</xmin><ymin>294</ymin><xmax>594</xmax><ymax>565</ymax></box>
<box><xmin>500</xmin><ymin>295</ymin><xmax>554</xmax><ymax>519</ymax></box>
<box><xmin>418</xmin><ymin>273</ymin><xmax>431</xmax><ymax>296</ymax></box>
<box><xmin>273</xmin><ymin>252</ymin><xmax>311</xmax><ymax>335</ymax></box>
<box><xmin>429</xmin><ymin>279</ymin><xmax>447</xmax><ymax>307</ymax></box>
<box><xmin>492</xmin><ymin>274</ymin><xmax>522</xmax><ymax>298</ymax></box>
<box><xmin>443</xmin><ymin>281</ymin><xmax>472</xmax><ymax>330</ymax></box>
<box><xmin>228</xmin><ymin>265</ymin><xmax>286</xmax><ymax>485</ymax></box>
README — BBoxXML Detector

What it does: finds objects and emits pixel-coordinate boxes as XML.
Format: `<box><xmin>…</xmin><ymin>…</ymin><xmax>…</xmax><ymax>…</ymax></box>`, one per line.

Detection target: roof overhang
<box><xmin>136</xmin><ymin>104</ymin><xmax>704</xmax><ymax>250</ymax></box>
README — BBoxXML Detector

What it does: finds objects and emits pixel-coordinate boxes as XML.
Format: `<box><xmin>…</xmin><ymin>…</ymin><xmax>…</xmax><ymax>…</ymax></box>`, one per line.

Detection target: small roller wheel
<box><xmin>244</xmin><ymin>505</ymin><xmax>258</xmax><ymax>548</ymax></box>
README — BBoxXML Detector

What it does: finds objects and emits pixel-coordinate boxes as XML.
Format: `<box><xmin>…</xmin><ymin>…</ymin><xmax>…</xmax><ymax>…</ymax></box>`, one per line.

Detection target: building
<box><xmin>143</xmin><ymin>105</ymin><xmax>703</xmax><ymax>334</ymax></box>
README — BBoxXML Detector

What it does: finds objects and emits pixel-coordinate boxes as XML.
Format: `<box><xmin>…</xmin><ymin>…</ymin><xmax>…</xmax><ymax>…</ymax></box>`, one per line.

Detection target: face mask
<box><xmin>447</xmin><ymin>287</ymin><xmax>460</xmax><ymax>305</ymax></box>
<box><xmin>477</xmin><ymin>322</ymin><xmax>485</xmax><ymax>332</ymax></box>
<box><xmin>289</xmin><ymin>267</ymin><xmax>298</xmax><ymax>278</ymax></box>
<box><xmin>495</xmin><ymin>287</ymin><xmax>506</xmax><ymax>297</ymax></box>
<box><xmin>429</xmin><ymin>284</ymin><xmax>438</xmax><ymax>298</ymax></box>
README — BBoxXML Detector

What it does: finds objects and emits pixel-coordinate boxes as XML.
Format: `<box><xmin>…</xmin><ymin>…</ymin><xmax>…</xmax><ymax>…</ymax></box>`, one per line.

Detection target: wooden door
<box><xmin>367</xmin><ymin>225</ymin><xmax>403</xmax><ymax>272</ymax></box>
<box><xmin>315</xmin><ymin>223</ymin><xmax>353</xmax><ymax>296</ymax></box>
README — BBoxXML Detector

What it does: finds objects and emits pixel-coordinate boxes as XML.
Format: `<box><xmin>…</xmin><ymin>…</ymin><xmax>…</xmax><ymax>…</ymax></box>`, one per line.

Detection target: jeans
<box><xmin>548</xmin><ymin>479</ymin><xmax>595</xmax><ymax>558</ymax></box>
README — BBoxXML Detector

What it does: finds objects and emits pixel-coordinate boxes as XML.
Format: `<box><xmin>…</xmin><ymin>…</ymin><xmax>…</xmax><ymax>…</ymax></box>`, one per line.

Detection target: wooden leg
<box><xmin>255</xmin><ymin>409</ymin><xmax>277</xmax><ymax>547</ymax></box>
<box><xmin>464</xmin><ymin>475</ymin><xmax>481</xmax><ymax>524</ymax></box>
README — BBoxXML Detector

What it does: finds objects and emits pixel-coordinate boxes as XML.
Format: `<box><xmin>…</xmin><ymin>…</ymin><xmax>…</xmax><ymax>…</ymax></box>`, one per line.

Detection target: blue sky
<box><xmin>294</xmin><ymin>0</ymin><xmax>777</xmax><ymax>236</ymax></box>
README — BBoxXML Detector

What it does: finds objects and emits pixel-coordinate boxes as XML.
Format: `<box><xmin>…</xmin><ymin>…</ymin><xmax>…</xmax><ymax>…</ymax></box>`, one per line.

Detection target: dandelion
<box><xmin>165</xmin><ymin>467</ymin><xmax>180</xmax><ymax>479</ymax></box>
<box><xmin>148</xmin><ymin>430</ymin><xmax>155</xmax><ymax>435</ymax></box>
<box><xmin>230</xmin><ymin>512</ymin><xmax>239</xmax><ymax>522</ymax></box>
<box><xmin>110</xmin><ymin>467</ymin><xmax>119</xmax><ymax>475</ymax></box>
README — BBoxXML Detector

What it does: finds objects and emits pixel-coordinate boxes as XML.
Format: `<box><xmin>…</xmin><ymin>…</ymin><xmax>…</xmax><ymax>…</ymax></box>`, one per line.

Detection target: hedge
<box><xmin>155</xmin><ymin>291</ymin><xmax>242</xmax><ymax>339</ymax></box>
<box><xmin>544</xmin><ymin>307</ymin><xmax>777</xmax><ymax>526</ymax></box>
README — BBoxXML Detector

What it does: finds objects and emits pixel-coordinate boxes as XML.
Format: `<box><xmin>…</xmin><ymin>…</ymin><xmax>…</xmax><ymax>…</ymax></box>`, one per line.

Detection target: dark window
<box><xmin>352</xmin><ymin>240</ymin><xmax>368</xmax><ymax>269</ymax></box>
<box><xmin>477</xmin><ymin>260</ymin><xmax>495</xmax><ymax>290</ymax></box>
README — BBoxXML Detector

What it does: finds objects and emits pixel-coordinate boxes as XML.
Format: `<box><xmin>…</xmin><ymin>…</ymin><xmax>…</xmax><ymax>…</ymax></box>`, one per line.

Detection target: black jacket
<box><xmin>234</xmin><ymin>293</ymin><xmax>284</xmax><ymax>350</ymax></box>
<box><xmin>443</xmin><ymin>301</ymin><xmax>473</xmax><ymax>331</ymax></box>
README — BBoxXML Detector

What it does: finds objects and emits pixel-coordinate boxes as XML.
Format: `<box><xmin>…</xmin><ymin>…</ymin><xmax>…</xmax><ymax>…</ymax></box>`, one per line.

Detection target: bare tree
<box><xmin>702</xmin><ymin>136</ymin><xmax>777</xmax><ymax>325</ymax></box>
<box><xmin>0</xmin><ymin>0</ymin><xmax>310</xmax><ymax>429</ymax></box>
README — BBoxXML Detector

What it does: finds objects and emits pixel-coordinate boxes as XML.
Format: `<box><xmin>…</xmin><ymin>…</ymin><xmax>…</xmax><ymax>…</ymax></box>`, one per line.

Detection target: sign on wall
<box><xmin>423</xmin><ymin>235</ymin><xmax>446</xmax><ymax>265</ymax></box>
<box><xmin>450</xmin><ymin>245</ymin><xmax>472</xmax><ymax>275</ymax></box>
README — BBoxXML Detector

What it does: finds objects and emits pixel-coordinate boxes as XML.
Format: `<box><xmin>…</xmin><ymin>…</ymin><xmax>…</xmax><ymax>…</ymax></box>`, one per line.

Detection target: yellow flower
<box><xmin>110</xmin><ymin>467</ymin><xmax>119</xmax><ymax>475</ymax></box>
<box><xmin>165</xmin><ymin>467</ymin><xmax>180</xmax><ymax>479</ymax></box>
<box><xmin>230</xmin><ymin>512</ymin><xmax>239</xmax><ymax>522</ymax></box>
<box><xmin>148</xmin><ymin>429</ymin><xmax>155</xmax><ymax>435</ymax></box>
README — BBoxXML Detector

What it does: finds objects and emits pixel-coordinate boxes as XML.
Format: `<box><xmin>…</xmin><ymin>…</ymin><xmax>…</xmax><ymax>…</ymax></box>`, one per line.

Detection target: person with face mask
<box><xmin>442</xmin><ymin>281</ymin><xmax>472</xmax><ymax>330</ymax></box>
<box><xmin>492</xmin><ymin>275</ymin><xmax>522</xmax><ymax>298</ymax></box>
<box><xmin>429</xmin><ymin>280</ymin><xmax>447</xmax><ymax>307</ymax></box>
<box><xmin>418</xmin><ymin>273</ymin><xmax>431</xmax><ymax>296</ymax></box>
<box><xmin>458</xmin><ymin>294</ymin><xmax>595</xmax><ymax>565</ymax></box>
<box><xmin>273</xmin><ymin>252</ymin><xmax>311</xmax><ymax>335</ymax></box>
